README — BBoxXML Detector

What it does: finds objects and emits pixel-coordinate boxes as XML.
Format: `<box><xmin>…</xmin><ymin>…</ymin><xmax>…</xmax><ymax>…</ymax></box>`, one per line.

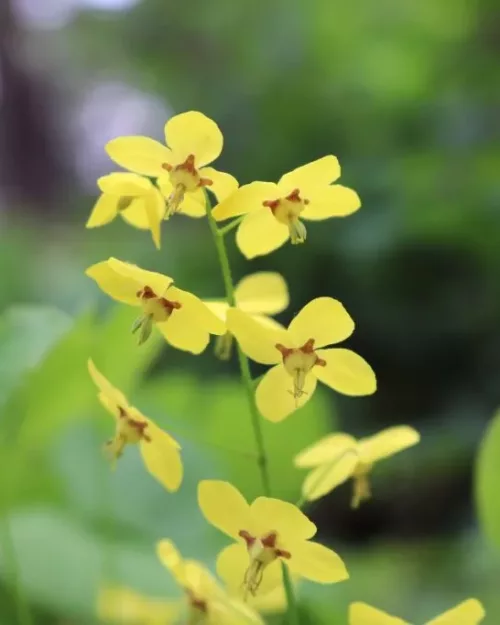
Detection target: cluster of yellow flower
<box><xmin>85</xmin><ymin>112</ymin><xmax>485</xmax><ymax>624</ymax></box>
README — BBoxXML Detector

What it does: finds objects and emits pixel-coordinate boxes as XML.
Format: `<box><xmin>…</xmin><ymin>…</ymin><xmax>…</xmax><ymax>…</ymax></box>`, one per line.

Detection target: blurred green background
<box><xmin>0</xmin><ymin>0</ymin><xmax>499</xmax><ymax>622</ymax></box>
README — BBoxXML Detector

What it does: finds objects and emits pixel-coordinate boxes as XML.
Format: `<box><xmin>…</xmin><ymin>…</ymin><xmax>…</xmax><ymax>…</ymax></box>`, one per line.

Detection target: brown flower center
<box><xmin>238</xmin><ymin>530</ymin><xmax>291</xmax><ymax>596</ymax></box>
<box><xmin>263</xmin><ymin>188</ymin><xmax>309</xmax><ymax>244</ymax></box>
<box><xmin>161</xmin><ymin>154</ymin><xmax>213</xmax><ymax>218</ymax></box>
<box><xmin>105</xmin><ymin>406</ymin><xmax>151</xmax><ymax>463</ymax></box>
<box><xmin>275</xmin><ymin>338</ymin><xmax>326</xmax><ymax>402</ymax></box>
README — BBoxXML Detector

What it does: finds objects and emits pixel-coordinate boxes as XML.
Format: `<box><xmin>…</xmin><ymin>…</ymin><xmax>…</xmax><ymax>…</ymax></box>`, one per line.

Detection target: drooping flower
<box><xmin>86</xmin><ymin>173</ymin><xmax>165</xmax><ymax>249</ymax></box>
<box><xmin>349</xmin><ymin>599</ymin><xmax>485</xmax><ymax>625</ymax></box>
<box><xmin>204</xmin><ymin>272</ymin><xmax>289</xmax><ymax>359</ymax></box>
<box><xmin>88</xmin><ymin>359</ymin><xmax>182</xmax><ymax>491</ymax></box>
<box><xmin>227</xmin><ymin>297</ymin><xmax>376</xmax><ymax>422</ymax></box>
<box><xmin>86</xmin><ymin>258</ymin><xmax>225</xmax><ymax>353</ymax></box>
<box><xmin>105</xmin><ymin>110</ymin><xmax>238</xmax><ymax>219</ymax></box>
<box><xmin>157</xmin><ymin>539</ymin><xmax>263</xmax><ymax>625</ymax></box>
<box><xmin>97</xmin><ymin>585</ymin><xmax>180</xmax><ymax>624</ymax></box>
<box><xmin>197</xmin><ymin>480</ymin><xmax>348</xmax><ymax>599</ymax></box>
<box><xmin>212</xmin><ymin>155</ymin><xmax>360</xmax><ymax>258</ymax></box>
<box><xmin>295</xmin><ymin>426</ymin><xmax>420</xmax><ymax>506</ymax></box>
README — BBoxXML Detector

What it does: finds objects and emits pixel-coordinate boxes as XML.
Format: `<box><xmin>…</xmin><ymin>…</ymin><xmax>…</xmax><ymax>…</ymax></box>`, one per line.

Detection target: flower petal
<box><xmin>314</xmin><ymin>348</ymin><xmax>377</xmax><ymax>396</ymax></box>
<box><xmin>121</xmin><ymin>197</ymin><xmax>164</xmax><ymax>230</ymax></box>
<box><xmin>86</xmin><ymin>194</ymin><xmax>119</xmax><ymax>228</ymax></box>
<box><xmin>278</xmin><ymin>156</ymin><xmax>341</xmax><ymax>194</ymax></box>
<box><xmin>256</xmin><ymin>364</ymin><xmax>317</xmax><ymax>423</ymax></box>
<box><xmin>180</xmin><ymin>188</ymin><xmax>207</xmax><ymax>218</ymax></box>
<box><xmin>358</xmin><ymin>426</ymin><xmax>420</xmax><ymax>465</ymax></box>
<box><xmin>97</xmin><ymin>586</ymin><xmax>180</xmax><ymax>624</ymax></box>
<box><xmin>157</xmin><ymin>319</ymin><xmax>209</xmax><ymax>354</ymax></box>
<box><xmin>250</xmin><ymin>498</ymin><xmax>316</xmax><ymax>541</ymax></box>
<box><xmin>170</xmin><ymin>286</ymin><xmax>225</xmax><ymax>335</ymax></box>
<box><xmin>301</xmin><ymin>185</ymin><xmax>361</xmax><ymax>220</ymax></box>
<box><xmin>212</xmin><ymin>182</ymin><xmax>278</xmax><ymax>221</ymax></box>
<box><xmin>235</xmin><ymin>272</ymin><xmax>289</xmax><ymax>316</ymax></box>
<box><xmin>294</xmin><ymin>433</ymin><xmax>357</xmax><ymax>468</ymax></box>
<box><xmin>210</xmin><ymin>598</ymin><xmax>264</xmax><ymax>625</ymax></box>
<box><xmin>202</xmin><ymin>300</ymin><xmax>229</xmax><ymax>324</ymax></box>
<box><xmin>88</xmin><ymin>358</ymin><xmax>128</xmax><ymax>408</ymax></box>
<box><xmin>301</xmin><ymin>451</ymin><xmax>359</xmax><ymax>502</ymax></box>
<box><xmin>286</xmin><ymin>540</ymin><xmax>348</xmax><ymax>584</ymax></box>
<box><xmin>198</xmin><ymin>480</ymin><xmax>253</xmax><ymax>540</ymax></box>
<box><xmin>217</xmin><ymin>543</ymin><xmax>283</xmax><ymax>597</ymax></box>
<box><xmin>226</xmin><ymin>308</ymin><xmax>286</xmax><ymax>365</ymax></box>
<box><xmin>165</xmin><ymin>111</ymin><xmax>223</xmax><ymax>167</ymax></box>
<box><xmin>106</xmin><ymin>136</ymin><xmax>171</xmax><ymax>177</ymax></box>
<box><xmin>349</xmin><ymin>602</ymin><xmax>409</xmax><ymax>625</ymax></box>
<box><xmin>201</xmin><ymin>167</ymin><xmax>239</xmax><ymax>203</ymax></box>
<box><xmin>236</xmin><ymin>207</ymin><xmax>289</xmax><ymax>259</ymax></box>
<box><xmin>156</xmin><ymin>539</ymin><xmax>187</xmax><ymax>586</ymax></box>
<box><xmin>289</xmin><ymin>297</ymin><xmax>355</xmax><ymax>348</ymax></box>
<box><xmin>97</xmin><ymin>172</ymin><xmax>153</xmax><ymax>195</ymax></box>
<box><xmin>426</xmin><ymin>599</ymin><xmax>485</xmax><ymax>625</ymax></box>
<box><xmin>140</xmin><ymin>421</ymin><xmax>183</xmax><ymax>492</ymax></box>
<box><xmin>143</xmin><ymin>190</ymin><xmax>165</xmax><ymax>249</ymax></box>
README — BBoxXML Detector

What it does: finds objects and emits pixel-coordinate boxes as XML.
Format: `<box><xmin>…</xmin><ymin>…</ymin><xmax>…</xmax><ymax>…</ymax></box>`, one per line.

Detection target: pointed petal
<box><xmin>289</xmin><ymin>297</ymin><xmax>355</xmax><ymax>348</ymax></box>
<box><xmin>236</xmin><ymin>207</ymin><xmax>289</xmax><ymax>259</ymax></box>
<box><xmin>201</xmin><ymin>167</ymin><xmax>239</xmax><ymax>203</ymax></box>
<box><xmin>426</xmin><ymin>599</ymin><xmax>485</xmax><ymax>625</ymax></box>
<box><xmin>165</xmin><ymin>111</ymin><xmax>223</xmax><ymax>167</ymax></box>
<box><xmin>315</xmin><ymin>348</ymin><xmax>377</xmax><ymax>396</ymax></box>
<box><xmin>97</xmin><ymin>172</ymin><xmax>152</xmax><ymax>195</ymax></box>
<box><xmin>301</xmin><ymin>452</ymin><xmax>359</xmax><ymax>502</ymax></box>
<box><xmin>142</xmin><ymin>190</ymin><xmax>164</xmax><ymax>249</ymax></box>
<box><xmin>278</xmin><ymin>156</ymin><xmax>341</xmax><ymax>194</ymax></box>
<box><xmin>88</xmin><ymin>358</ymin><xmax>128</xmax><ymax>407</ymax></box>
<box><xmin>250</xmin><ymin>498</ymin><xmax>316</xmax><ymax>541</ymax></box>
<box><xmin>105</xmin><ymin>136</ymin><xmax>171</xmax><ymax>176</ymax></box>
<box><xmin>286</xmin><ymin>540</ymin><xmax>348</xmax><ymax>584</ymax></box>
<box><xmin>358</xmin><ymin>426</ymin><xmax>420</xmax><ymax>465</ymax></box>
<box><xmin>217</xmin><ymin>543</ymin><xmax>283</xmax><ymax>597</ymax></box>
<box><xmin>121</xmin><ymin>196</ymin><xmax>164</xmax><ymax>230</ymax></box>
<box><xmin>86</xmin><ymin>194</ymin><xmax>119</xmax><ymax>228</ymax></box>
<box><xmin>97</xmin><ymin>586</ymin><xmax>180</xmax><ymax>624</ymax></box>
<box><xmin>294</xmin><ymin>433</ymin><xmax>358</xmax><ymax>468</ymax></box>
<box><xmin>235</xmin><ymin>272</ymin><xmax>289</xmax><ymax>315</ymax></box>
<box><xmin>349</xmin><ymin>602</ymin><xmax>409</xmax><ymax>625</ymax></box>
<box><xmin>156</xmin><ymin>539</ymin><xmax>187</xmax><ymax>586</ymax></box>
<box><xmin>256</xmin><ymin>364</ymin><xmax>317</xmax><ymax>423</ymax></box>
<box><xmin>140</xmin><ymin>421</ymin><xmax>183</xmax><ymax>492</ymax></box>
<box><xmin>226</xmin><ymin>308</ymin><xmax>285</xmax><ymax>365</ymax></box>
<box><xmin>198</xmin><ymin>480</ymin><xmax>252</xmax><ymax>540</ymax></box>
<box><xmin>212</xmin><ymin>182</ymin><xmax>278</xmax><ymax>221</ymax></box>
<box><xmin>301</xmin><ymin>185</ymin><xmax>361</xmax><ymax>220</ymax></box>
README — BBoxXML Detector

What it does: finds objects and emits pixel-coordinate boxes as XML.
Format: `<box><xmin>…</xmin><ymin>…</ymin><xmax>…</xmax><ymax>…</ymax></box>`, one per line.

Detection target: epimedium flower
<box><xmin>88</xmin><ymin>359</ymin><xmax>182</xmax><ymax>492</ymax></box>
<box><xmin>97</xmin><ymin>585</ymin><xmax>180</xmax><ymax>624</ymax></box>
<box><xmin>294</xmin><ymin>426</ymin><xmax>420</xmax><ymax>506</ymax></box>
<box><xmin>349</xmin><ymin>599</ymin><xmax>485</xmax><ymax>625</ymax></box>
<box><xmin>227</xmin><ymin>297</ymin><xmax>376</xmax><ymax>422</ymax></box>
<box><xmin>86</xmin><ymin>257</ymin><xmax>225</xmax><ymax>353</ymax></box>
<box><xmin>204</xmin><ymin>271</ymin><xmax>289</xmax><ymax>360</ymax></box>
<box><xmin>157</xmin><ymin>539</ymin><xmax>264</xmax><ymax>625</ymax></box>
<box><xmin>197</xmin><ymin>480</ymin><xmax>348</xmax><ymax>599</ymax></box>
<box><xmin>105</xmin><ymin>110</ymin><xmax>237</xmax><ymax>220</ymax></box>
<box><xmin>86</xmin><ymin>172</ymin><xmax>165</xmax><ymax>249</ymax></box>
<box><xmin>211</xmin><ymin>155</ymin><xmax>360</xmax><ymax>258</ymax></box>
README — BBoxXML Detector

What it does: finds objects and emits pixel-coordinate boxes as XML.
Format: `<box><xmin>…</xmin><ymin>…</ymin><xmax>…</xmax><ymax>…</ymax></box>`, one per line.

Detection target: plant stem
<box><xmin>218</xmin><ymin>215</ymin><xmax>244</xmax><ymax>237</ymax></box>
<box><xmin>0</xmin><ymin>513</ymin><xmax>32</xmax><ymax>625</ymax></box>
<box><xmin>281</xmin><ymin>563</ymin><xmax>300</xmax><ymax>625</ymax></box>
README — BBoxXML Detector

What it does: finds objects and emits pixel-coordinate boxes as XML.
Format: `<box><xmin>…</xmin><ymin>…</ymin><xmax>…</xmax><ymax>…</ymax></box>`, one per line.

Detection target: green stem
<box><xmin>217</xmin><ymin>215</ymin><xmax>244</xmax><ymax>237</ymax></box>
<box><xmin>281</xmin><ymin>564</ymin><xmax>300</xmax><ymax>625</ymax></box>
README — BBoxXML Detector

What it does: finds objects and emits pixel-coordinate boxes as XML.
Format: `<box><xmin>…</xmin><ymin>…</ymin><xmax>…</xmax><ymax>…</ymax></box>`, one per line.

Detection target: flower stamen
<box><xmin>276</xmin><ymin>339</ymin><xmax>326</xmax><ymax>403</ymax></box>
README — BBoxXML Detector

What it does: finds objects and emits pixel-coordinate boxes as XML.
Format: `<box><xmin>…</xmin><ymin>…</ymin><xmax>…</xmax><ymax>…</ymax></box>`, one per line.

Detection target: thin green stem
<box><xmin>281</xmin><ymin>564</ymin><xmax>300</xmax><ymax>625</ymax></box>
<box><xmin>217</xmin><ymin>215</ymin><xmax>244</xmax><ymax>237</ymax></box>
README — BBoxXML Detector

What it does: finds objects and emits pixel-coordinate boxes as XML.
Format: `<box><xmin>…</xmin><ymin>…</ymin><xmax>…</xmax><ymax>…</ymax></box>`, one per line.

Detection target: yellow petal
<box><xmin>165</xmin><ymin>111</ymin><xmax>223</xmax><ymax>167</ymax></box>
<box><xmin>88</xmin><ymin>359</ymin><xmax>128</xmax><ymax>408</ymax></box>
<box><xmin>210</xmin><ymin>598</ymin><xmax>264</xmax><ymax>625</ymax></box>
<box><xmin>121</xmin><ymin>197</ymin><xmax>163</xmax><ymax>230</ymax></box>
<box><xmin>235</xmin><ymin>272</ymin><xmax>289</xmax><ymax>316</ymax></box>
<box><xmin>97</xmin><ymin>585</ymin><xmax>179</xmax><ymax>625</ymax></box>
<box><xmin>212</xmin><ymin>182</ymin><xmax>278</xmax><ymax>221</ymax></box>
<box><xmin>236</xmin><ymin>207</ymin><xmax>289</xmax><ymax>259</ymax></box>
<box><xmin>217</xmin><ymin>543</ymin><xmax>283</xmax><ymax>597</ymax></box>
<box><xmin>301</xmin><ymin>451</ymin><xmax>359</xmax><ymax>502</ymax></box>
<box><xmin>358</xmin><ymin>426</ymin><xmax>420</xmax><ymax>465</ymax></box>
<box><xmin>143</xmin><ymin>190</ymin><xmax>165</xmax><ymax>249</ymax></box>
<box><xmin>156</xmin><ymin>539</ymin><xmax>187</xmax><ymax>587</ymax></box>
<box><xmin>226</xmin><ymin>308</ymin><xmax>285</xmax><ymax>365</ymax></box>
<box><xmin>349</xmin><ymin>602</ymin><xmax>409</xmax><ymax>625</ymax></box>
<box><xmin>202</xmin><ymin>300</ymin><xmax>229</xmax><ymax>324</ymax></box>
<box><xmin>286</xmin><ymin>540</ymin><xmax>348</xmax><ymax>584</ymax></box>
<box><xmin>301</xmin><ymin>185</ymin><xmax>361</xmax><ymax>220</ymax></box>
<box><xmin>288</xmin><ymin>297</ymin><xmax>354</xmax><ymax>348</ymax></box>
<box><xmin>294</xmin><ymin>433</ymin><xmax>357</xmax><ymax>468</ymax></box>
<box><xmin>201</xmin><ymin>167</ymin><xmax>239</xmax><ymax>203</ymax></box>
<box><xmin>278</xmin><ymin>155</ymin><xmax>341</xmax><ymax>194</ymax></box>
<box><xmin>250</xmin><ymin>314</ymin><xmax>288</xmax><ymax>332</ymax></box>
<box><xmin>255</xmin><ymin>364</ymin><xmax>317</xmax><ymax>423</ymax></box>
<box><xmin>250</xmin><ymin>497</ymin><xmax>316</xmax><ymax>541</ymax></box>
<box><xmin>86</xmin><ymin>193</ymin><xmax>119</xmax><ymax>228</ymax></box>
<box><xmin>426</xmin><ymin>599</ymin><xmax>485</xmax><ymax>625</ymax></box>
<box><xmin>97</xmin><ymin>172</ymin><xmax>153</xmax><ymax>195</ymax></box>
<box><xmin>140</xmin><ymin>421</ymin><xmax>183</xmax><ymax>492</ymax></box>
<box><xmin>179</xmin><ymin>188</ymin><xmax>206</xmax><ymax>218</ymax></box>
<box><xmin>198</xmin><ymin>480</ymin><xmax>253</xmax><ymax>540</ymax></box>
<box><xmin>106</xmin><ymin>136</ymin><xmax>172</xmax><ymax>177</ymax></box>
<box><xmin>157</xmin><ymin>318</ymin><xmax>209</xmax><ymax>354</ymax></box>
<box><xmin>315</xmin><ymin>348</ymin><xmax>377</xmax><ymax>396</ymax></box>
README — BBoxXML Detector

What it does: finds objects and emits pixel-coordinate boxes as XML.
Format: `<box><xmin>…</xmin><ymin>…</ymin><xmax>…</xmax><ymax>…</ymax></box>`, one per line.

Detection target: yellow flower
<box><xmin>349</xmin><ymin>599</ymin><xmax>485</xmax><ymax>625</ymax></box>
<box><xmin>97</xmin><ymin>585</ymin><xmax>180</xmax><ymax>624</ymax></box>
<box><xmin>295</xmin><ymin>426</ymin><xmax>420</xmax><ymax>506</ymax></box>
<box><xmin>88</xmin><ymin>359</ymin><xmax>182</xmax><ymax>491</ymax></box>
<box><xmin>204</xmin><ymin>271</ymin><xmax>289</xmax><ymax>360</ymax></box>
<box><xmin>157</xmin><ymin>539</ymin><xmax>263</xmax><ymax>625</ymax></box>
<box><xmin>226</xmin><ymin>297</ymin><xmax>376</xmax><ymax>422</ymax></box>
<box><xmin>86</xmin><ymin>257</ymin><xmax>225</xmax><ymax>353</ymax></box>
<box><xmin>197</xmin><ymin>480</ymin><xmax>348</xmax><ymax>598</ymax></box>
<box><xmin>212</xmin><ymin>155</ymin><xmax>360</xmax><ymax>258</ymax></box>
<box><xmin>105</xmin><ymin>110</ymin><xmax>238</xmax><ymax>219</ymax></box>
<box><xmin>86</xmin><ymin>173</ymin><xmax>165</xmax><ymax>249</ymax></box>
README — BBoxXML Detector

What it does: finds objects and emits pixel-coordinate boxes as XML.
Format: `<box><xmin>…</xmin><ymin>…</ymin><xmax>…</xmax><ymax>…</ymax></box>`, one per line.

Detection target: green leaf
<box><xmin>476</xmin><ymin>409</ymin><xmax>500</xmax><ymax>549</ymax></box>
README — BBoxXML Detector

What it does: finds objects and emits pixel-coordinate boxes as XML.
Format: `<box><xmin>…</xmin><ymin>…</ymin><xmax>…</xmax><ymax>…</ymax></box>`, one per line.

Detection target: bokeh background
<box><xmin>1</xmin><ymin>0</ymin><xmax>499</xmax><ymax>622</ymax></box>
